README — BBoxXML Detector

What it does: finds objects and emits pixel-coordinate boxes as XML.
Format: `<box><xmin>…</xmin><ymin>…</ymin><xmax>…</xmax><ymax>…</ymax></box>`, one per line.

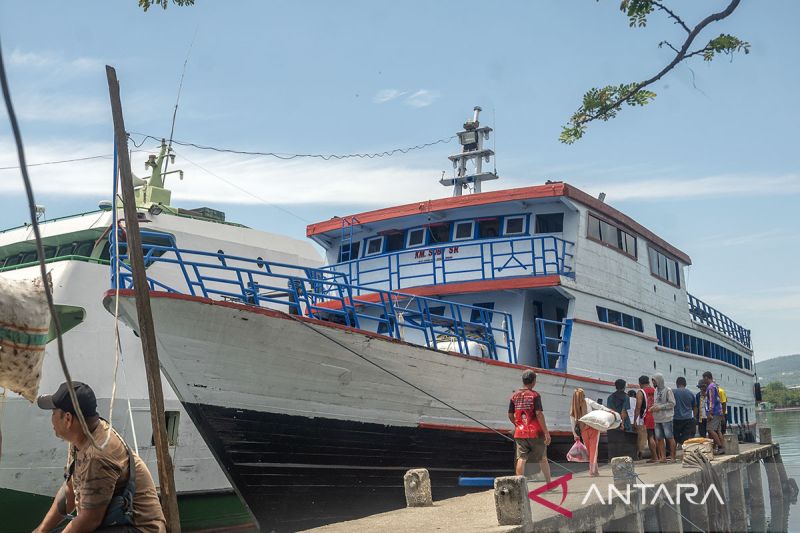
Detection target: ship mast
<box><xmin>440</xmin><ymin>106</ymin><xmax>498</xmax><ymax>196</ymax></box>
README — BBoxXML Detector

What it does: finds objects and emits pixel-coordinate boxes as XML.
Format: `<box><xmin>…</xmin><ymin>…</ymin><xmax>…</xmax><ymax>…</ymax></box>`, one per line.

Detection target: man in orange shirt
<box><xmin>508</xmin><ymin>370</ymin><xmax>551</xmax><ymax>479</ymax></box>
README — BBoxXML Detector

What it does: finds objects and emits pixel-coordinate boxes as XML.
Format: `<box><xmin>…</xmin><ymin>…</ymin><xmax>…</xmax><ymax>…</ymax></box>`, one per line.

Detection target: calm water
<box><xmin>754</xmin><ymin>410</ymin><xmax>800</xmax><ymax>532</ymax></box>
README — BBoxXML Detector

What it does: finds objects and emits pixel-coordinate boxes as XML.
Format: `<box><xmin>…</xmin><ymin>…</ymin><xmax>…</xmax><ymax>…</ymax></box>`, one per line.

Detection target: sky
<box><xmin>0</xmin><ymin>1</ymin><xmax>798</xmax><ymax>360</ymax></box>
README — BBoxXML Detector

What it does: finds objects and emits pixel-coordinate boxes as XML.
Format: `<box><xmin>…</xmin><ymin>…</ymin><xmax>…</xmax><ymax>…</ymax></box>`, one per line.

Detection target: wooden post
<box><xmin>106</xmin><ymin>65</ymin><xmax>181</xmax><ymax>533</ymax></box>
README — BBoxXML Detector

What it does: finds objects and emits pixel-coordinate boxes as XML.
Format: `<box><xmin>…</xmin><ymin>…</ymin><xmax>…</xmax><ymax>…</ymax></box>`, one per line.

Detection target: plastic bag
<box><xmin>579</xmin><ymin>410</ymin><xmax>621</xmax><ymax>431</ymax></box>
<box><xmin>0</xmin><ymin>275</ymin><xmax>51</xmax><ymax>401</ymax></box>
<box><xmin>567</xmin><ymin>440</ymin><xmax>589</xmax><ymax>462</ymax></box>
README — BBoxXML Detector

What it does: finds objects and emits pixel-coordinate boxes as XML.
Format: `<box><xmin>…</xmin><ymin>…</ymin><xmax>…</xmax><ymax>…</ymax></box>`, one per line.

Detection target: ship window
<box><xmin>74</xmin><ymin>241</ymin><xmax>94</xmax><ymax>257</ymax></box>
<box><xmin>406</xmin><ymin>228</ymin><xmax>426</xmax><ymax>248</ymax></box>
<box><xmin>428</xmin><ymin>223</ymin><xmax>451</xmax><ymax>244</ymax></box>
<box><xmin>2</xmin><ymin>254</ymin><xmax>22</xmax><ymax>267</ymax></box>
<box><xmin>152</xmin><ymin>411</ymin><xmax>180</xmax><ymax>446</ymax></box>
<box><xmin>588</xmin><ymin>215</ymin><xmax>601</xmax><ymax>240</ymax></box>
<box><xmin>469</xmin><ymin>302</ymin><xmax>495</xmax><ymax>323</ymax></box>
<box><xmin>596</xmin><ymin>306</ymin><xmax>644</xmax><ymax>333</ymax></box>
<box><xmin>587</xmin><ymin>214</ymin><xmax>637</xmax><ymax>258</ymax></box>
<box><xmin>363</xmin><ymin>236</ymin><xmax>384</xmax><ymax>257</ymax></box>
<box><xmin>338</xmin><ymin>241</ymin><xmax>360</xmax><ymax>262</ymax></box>
<box><xmin>44</xmin><ymin>246</ymin><xmax>57</xmax><ymax>259</ymax></box>
<box><xmin>648</xmin><ymin>246</ymin><xmax>681</xmax><ymax>287</ymax></box>
<box><xmin>385</xmin><ymin>233</ymin><xmax>405</xmax><ymax>253</ymax></box>
<box><xmin>453</xmin><ymin>221</ymin><xmax>474</xmax><ymax>241</ymax></box>
<box><xmin>21</xmin><ymin>251</ymin><xmax>37</xmax><ymax>264</ymax></box>
<box><xmin>503</xmin><ymin>216</ymin><xmax>526</xmax><ymax>236</ymax></box>
<box><xmin>535</xmin><ymin>213</ymin><xmax>563</xmax><ymax>233</ymax></box>
<box><xmin>478</xmin><ymin>219</ymin><xmax>500</xmax><ymax>239</ymax></box>
<box><xmin>57</xmin><ymin>243</ymin><xmax>77</xmax><ymax>257</ymax></box>
<box><xmin>428</xmin><ymin>306</ymin><xmax>446</xmax><ymax>316</ymax></box>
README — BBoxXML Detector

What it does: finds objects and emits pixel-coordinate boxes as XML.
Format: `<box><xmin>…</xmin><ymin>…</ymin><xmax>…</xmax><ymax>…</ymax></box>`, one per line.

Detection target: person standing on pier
<box><xmin>570</xmin><ymin>389</ymin><xmax>617</xmax><ymax>477</ymax></box>
<box><xmin>696</xmin><ymin>380</ymin><xmax>708</xmax><ymax>437</ymax></box>
<box><xmin>508</xmin><ymin>370</ymin><xmax>551</xmax><ymax>479</ymax></box>
<box><xmin>634</xmin><ymin>376</ymin><xmax>657</xmax><ymax>462</ymax></box>
<box><xmin>648</xmin><ymin>373</ymin><xmax>676</xmax><ymax>462</ymax></box>
<box><xmin>606</xmin><ymin>379</ymin><xmax>631</xmax><ymax>432</ymax></box>
<box><xmin>703</xmin><ymin>371</ymin><xmax>726</xmax><ymax>453</ymax></box>
<box><xmin>672</xmin><ymin>377</ymin><xmax>697</xmax><ymax>447</ymax></box>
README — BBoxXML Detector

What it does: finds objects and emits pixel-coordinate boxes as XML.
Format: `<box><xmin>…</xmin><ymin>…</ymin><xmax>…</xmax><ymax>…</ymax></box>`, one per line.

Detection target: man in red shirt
<box><xmin>634</xmin><ymin>375</ymin><xmax>658</xmax><ymax>462</ymax></box>
<box><xmin>508</xmin><ymin>370</ymin><xmax>551</xmax><ymax>478</ymax></box>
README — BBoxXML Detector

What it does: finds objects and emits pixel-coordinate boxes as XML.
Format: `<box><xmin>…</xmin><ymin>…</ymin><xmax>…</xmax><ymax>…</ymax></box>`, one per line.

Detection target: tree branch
<box><xmin>651</xmin><ymin>1</ymin><xmax>691</xmax><ymax>33</ymax></box>
<box><xmin>562</xmin><ymin>0</ymin><xmax>743</xmax><ymax>142</ymax></box>
<box><xmin>659</xmin><ymin>40</ymin><xmax>681</xmax><ymax>54</ymax></box>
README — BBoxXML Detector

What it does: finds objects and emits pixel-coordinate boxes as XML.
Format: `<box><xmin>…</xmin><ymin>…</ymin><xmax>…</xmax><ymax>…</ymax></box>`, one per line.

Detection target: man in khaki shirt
<box><xmin>33</xmin><ymin>381</ymin><xmax>166</xmax><ymax>533</ymax></box>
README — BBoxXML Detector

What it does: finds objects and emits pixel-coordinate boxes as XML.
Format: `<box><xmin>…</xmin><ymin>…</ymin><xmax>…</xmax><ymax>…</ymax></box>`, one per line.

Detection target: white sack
<box><xmin>0</xmin><ymin>275</ymin><xmax>51</xmax><ymax>401</ymax></box>
<box><xmin>579</xmin><ymin>409</ymin><xmax>621</xmax><ymax>431</ymax></box>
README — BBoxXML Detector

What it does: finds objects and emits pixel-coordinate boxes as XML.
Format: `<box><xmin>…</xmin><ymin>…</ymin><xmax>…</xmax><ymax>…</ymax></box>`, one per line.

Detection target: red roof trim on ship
<box><xmin>315</xmin><ymin>276</ymin><xmax>562</xmax><ymax>310</ymax></box>
<box><xmin>105</xmin><ymin>289</ymin><xmax>615</xmax><ymax>387</ymax></box>
<box><xmin>306</xmin><ymin>182</ymin><xmax>691</xmax><ymax>265</ymax></box>
<box><xmin>417</xmin><ymin>422</ymin><xmax>572</xmax><ymax>438</ymax></box>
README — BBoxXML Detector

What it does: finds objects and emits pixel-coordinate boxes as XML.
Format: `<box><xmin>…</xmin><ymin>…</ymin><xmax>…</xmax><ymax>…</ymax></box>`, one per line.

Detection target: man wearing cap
<box><xmin>33</xmin><ymin>381</ymin><xmax>166</xmax><ymax>533</ymax></box>
<box><xmin>508</xmin><ymin>370</ymin><xmax>551</xmax><ymax>479</ymax></box>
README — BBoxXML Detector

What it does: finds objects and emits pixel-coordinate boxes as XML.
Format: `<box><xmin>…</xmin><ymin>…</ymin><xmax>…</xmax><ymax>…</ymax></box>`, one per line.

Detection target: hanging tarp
<box><xmin>0</xmin><ymin>274</ymin><xmax>51</xmax><ymax>401</ymax></box>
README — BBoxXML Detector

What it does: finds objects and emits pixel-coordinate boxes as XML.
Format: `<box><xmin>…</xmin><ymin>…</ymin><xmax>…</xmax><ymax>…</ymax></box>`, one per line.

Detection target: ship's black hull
<box><xmin>182</xmin><ymin>403</ymin><xmax>605</xmax><ymax>532</ymax></box>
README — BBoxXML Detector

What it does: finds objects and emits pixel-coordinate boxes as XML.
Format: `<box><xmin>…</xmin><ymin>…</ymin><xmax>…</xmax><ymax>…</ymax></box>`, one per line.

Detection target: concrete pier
<box><xmin>303</xmin><ymin>443</ymin><xmax>779</xmax><ymax>533</ymax></box>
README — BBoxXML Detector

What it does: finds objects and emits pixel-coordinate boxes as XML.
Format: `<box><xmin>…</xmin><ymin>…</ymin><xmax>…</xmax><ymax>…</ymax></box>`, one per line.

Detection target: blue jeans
<box><xmin>654</xmin><ymin>421</ymin><xmax>674</xmax><ymax>440</ymax></box>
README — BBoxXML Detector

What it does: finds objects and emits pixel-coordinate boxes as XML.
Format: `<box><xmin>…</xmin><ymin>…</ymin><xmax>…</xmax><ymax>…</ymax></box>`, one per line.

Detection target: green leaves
<box><xmin>561</xmin><ymin>0</ymin><xmax>748</xmax><ymax>144</ymax></box>
<box><xmin>620</xmin><ymin>0</ymin><xmax>655</xmax><ymax>28</ymax></box>
<box><xmin>702</xmin><ymin>34</ymin><xmax>751</xmax><ymax>61</ymax></box>
<box><xmin>138</xmin><ymin>0</ymin><xmax>195</xmax><ymax>12</ymax></box>
<box><xmin>560</xmin><ymin>83</ymin><xmax>657</xmax><ymax>144</ymax></box>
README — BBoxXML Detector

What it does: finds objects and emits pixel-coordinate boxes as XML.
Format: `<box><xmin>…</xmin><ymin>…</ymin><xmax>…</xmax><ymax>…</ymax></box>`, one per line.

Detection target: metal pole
<box><xmin>105</xmin><ymin>65</ymin><xmax>181</xmax><ymax>533</ymax></box>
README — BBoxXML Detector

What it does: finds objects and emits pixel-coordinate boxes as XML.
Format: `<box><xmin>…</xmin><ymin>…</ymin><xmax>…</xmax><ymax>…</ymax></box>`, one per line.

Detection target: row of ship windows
<box><xmin>0</xmin><ymin>240</ymin><xmax>104</xmax><ymax>269</ymax></box>
<box><xmin>339</xmin><ymin>213</ymin><xmax>564</xmax><ymax>262</ymax></box>
<box><xmin>587</xmin><ymin>213</ymin><xmax>681</xmax><ymax>288</ymax></box>
<box><xmin>596</xmin><ymin>306</ymin><xmax>750</xmax><ymax>370</ymax></box>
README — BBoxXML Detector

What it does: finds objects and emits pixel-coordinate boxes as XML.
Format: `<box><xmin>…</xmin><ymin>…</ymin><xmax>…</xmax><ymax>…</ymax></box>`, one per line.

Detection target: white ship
<box><xmin>0</xmin><ymin>143</ymin><xmax>322</xmax><ymax>531</ymax></box>
<box><xmin>107</xmin><ymin>108</ymin><xmax>757</xmax><ymax>531</ymax></box>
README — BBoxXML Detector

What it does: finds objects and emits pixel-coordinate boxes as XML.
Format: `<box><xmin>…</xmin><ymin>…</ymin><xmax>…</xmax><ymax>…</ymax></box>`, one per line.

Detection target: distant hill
<box><xmin>756</xmin><ymin>354</ymin><xmax>800</xmax><ymax>388</ymax></box>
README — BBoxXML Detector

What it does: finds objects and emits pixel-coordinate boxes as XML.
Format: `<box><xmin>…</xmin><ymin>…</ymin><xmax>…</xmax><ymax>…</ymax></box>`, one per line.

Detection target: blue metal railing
<box><xmin>535</xmin><ymin>317</ymin><xmax>572</xmax><ymax>372</ymax></box>
<box><xmin>687</xmin><ymin>293</ymin><xmax>751</xmax><ymax>349</ymax></box>
<box><xmin>324</xmin><ymin>235</ymin><xmax>575</xmax><ymax>295</ymax></box>
<box><xmin>109</xmin><ymin>230</ymin><xmax>517</xmax><ymax>362</ymax></box>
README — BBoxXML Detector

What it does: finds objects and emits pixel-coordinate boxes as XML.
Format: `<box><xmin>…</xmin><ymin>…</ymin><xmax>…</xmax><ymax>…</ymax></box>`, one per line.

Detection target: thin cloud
<box><xmin>405</xmin><ymin>90</ymin><xmax>440</xmax><ymax>108</ymax></box>
<box><xmin>11</xmin><ymin>93</ymin><xmax>109</xmax><ymax>124</ymax></box>
<box><xmin>373</xmin><ymin>89</ymin><xmax>407</xmax><ymax>103</ymax></box>
<box><xmin>0</xmin><ymin>139</ymin><xmax>448</xmax><ymax>206</ymax></box>
<box><xmin>572</xmin><ymin>174</ymin><xmax>800</xmax><ymax>202</ymax></box>
<box><xmin>9</xmin><ymin>49</ymin><xmax>104</xmax><ymax>73</ymax></box>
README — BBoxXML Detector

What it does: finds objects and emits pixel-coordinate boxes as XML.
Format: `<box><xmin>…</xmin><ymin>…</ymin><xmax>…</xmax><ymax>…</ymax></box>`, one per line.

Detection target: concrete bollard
<box><xmin>763</xmin><ymin>456</ymin><xmax>784</xmax><ymax>508</ymax></box>
<box><xmin>747</xmin><ymin>460</ymin><xmax>766</xmax><ymax>512</ymax></box>
<box><xmin>727</xmin><ymin>468</ymin><xmax>747</xmax><ymax>532</ymax></box>
<box><xmin>723</xmin><ymin>434</ymin><xmax>740</xmax><ymax>455</ymax></box>
<box><xmin>759</xmin><ymin>427</ymin><xmax>772</xmax><ymax>444</ymax></box>
<box><xmin>494</xmin><ymin>475</ymin><xmax>532</xmax><ymax>528</ymax></box>
<box><xmin>610</xmin><ymin>456</ymin><xmax>636</xmax><ymax>488</ymax></box>
<box><xmin>403</xmin><ymin>469</ymin><xmax>432</xmax><ymax>507</ymax></box>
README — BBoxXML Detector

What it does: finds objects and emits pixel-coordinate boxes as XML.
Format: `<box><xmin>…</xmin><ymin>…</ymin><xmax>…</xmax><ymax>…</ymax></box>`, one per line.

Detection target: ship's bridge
<box><xmin>307</xmin><ymin>185</ymin><xmax>578</xmax><ymax>295</ymax></box>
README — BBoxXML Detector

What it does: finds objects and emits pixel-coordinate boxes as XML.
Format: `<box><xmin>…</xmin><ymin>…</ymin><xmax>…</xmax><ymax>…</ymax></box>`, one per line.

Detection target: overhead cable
<box><xmin>129</xmin><ymin>132</ymin><xmax>457</xmax><ymax>160</ymax></box>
